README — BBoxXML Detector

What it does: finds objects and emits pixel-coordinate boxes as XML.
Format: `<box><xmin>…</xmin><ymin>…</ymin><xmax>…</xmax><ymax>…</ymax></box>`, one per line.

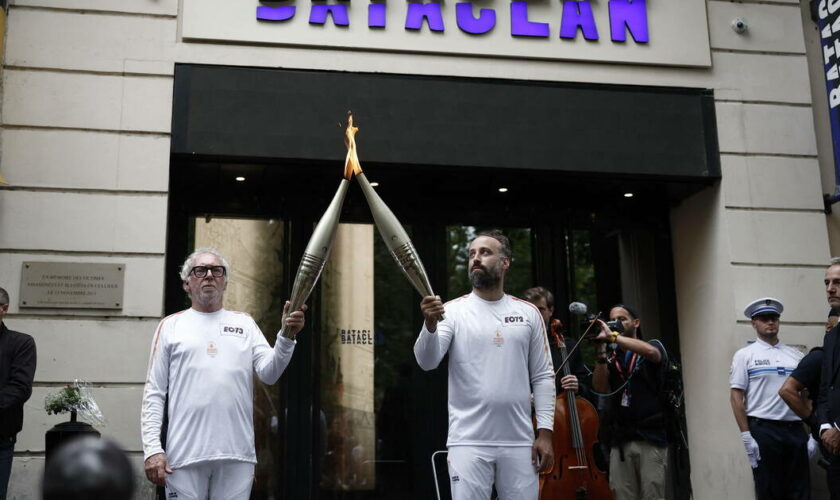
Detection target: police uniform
<box><xmin>730</xmin><ymin>298</ymin><xmax>810</xmax><ymax>500</ymax></box>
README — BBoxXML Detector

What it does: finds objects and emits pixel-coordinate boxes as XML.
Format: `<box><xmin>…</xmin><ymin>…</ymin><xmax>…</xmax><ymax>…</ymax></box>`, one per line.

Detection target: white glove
<box><xmin>808</xmin><ymin>435</ymin><xmax>819</xmax><ymax>460</ymax></box>
<box><xmin>741</xmin><ymin>431</ymin><xmax>761</xmax><ymax>468</ymax></box>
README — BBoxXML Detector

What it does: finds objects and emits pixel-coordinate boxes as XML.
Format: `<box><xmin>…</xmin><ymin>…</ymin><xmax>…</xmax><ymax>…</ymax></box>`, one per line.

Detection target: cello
<box><xmin>539</xmin><ymin>319</ymin><xmax>612</xmax><ymax>500</ymax></box>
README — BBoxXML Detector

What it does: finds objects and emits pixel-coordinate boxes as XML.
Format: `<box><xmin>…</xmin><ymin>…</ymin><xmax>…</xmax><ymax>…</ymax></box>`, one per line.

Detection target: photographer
<box><xmin>591</xmin><ymin>304</ymin><xmax>667</xmax><ymax>500</ymax></box>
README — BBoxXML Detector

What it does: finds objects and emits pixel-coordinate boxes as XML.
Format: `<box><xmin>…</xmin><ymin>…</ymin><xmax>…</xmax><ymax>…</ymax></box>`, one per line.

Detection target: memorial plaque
<box><xmin>19</xmin><ymin>262</ymin><xmax>125</xmax><ymax>309</ymax></box>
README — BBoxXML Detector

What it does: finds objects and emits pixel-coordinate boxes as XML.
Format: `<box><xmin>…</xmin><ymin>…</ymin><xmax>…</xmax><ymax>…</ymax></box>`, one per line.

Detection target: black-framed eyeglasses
<box><xmin>190</xmin><ymin>266</ymin><xmax>226</xmax><ymax>278</ymax></box>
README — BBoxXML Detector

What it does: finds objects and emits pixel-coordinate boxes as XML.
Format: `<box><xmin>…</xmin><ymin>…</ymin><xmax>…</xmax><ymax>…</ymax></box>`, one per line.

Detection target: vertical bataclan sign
<box><xmin>256</xmin><ymin>0</ymin><xmax>649</xmax><ymax>43</ymax></box>
<box><xmin>816</xmin><ymin>0</ymin><xmax>840</xmax><ymax>207</ymax></box>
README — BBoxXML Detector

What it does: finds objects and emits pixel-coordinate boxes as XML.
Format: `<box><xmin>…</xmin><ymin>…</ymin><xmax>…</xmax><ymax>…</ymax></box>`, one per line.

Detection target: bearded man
<box><xmin>414</xmin><ymin>230</ymin><xmax>555</xmax><ymax>500</ymax></box>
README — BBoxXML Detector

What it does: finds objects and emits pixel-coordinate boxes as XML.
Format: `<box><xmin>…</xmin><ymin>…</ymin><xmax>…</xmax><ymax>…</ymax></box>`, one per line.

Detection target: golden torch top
<box><xmin>343</xmin><ymin>113</ymin><xmax>363</xmax><ymax>180</ymax></box>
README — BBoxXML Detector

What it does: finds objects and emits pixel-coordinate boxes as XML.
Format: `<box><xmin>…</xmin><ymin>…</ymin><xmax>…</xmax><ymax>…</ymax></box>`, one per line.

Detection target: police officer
<box><xmin>730</xmin><ymin>297</ymin><xmax>809</xmax><ymax>500</ymax></box>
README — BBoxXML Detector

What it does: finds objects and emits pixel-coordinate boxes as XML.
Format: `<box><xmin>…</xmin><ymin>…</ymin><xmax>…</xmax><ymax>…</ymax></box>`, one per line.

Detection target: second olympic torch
<box><xmin>278</xmin><ymin>124</ymin><xmax>356</xmax><ymax>338</ymax></box>
<box><xmin>346</xmin><ymin>116</ymin><xmax>444</xmax><ymax>320</ymax></box>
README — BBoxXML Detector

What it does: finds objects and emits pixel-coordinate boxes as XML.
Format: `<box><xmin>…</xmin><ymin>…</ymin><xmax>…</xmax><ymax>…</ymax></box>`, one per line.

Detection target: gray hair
<box><xmin>831</xmin><ymin>257</ymin><xmax>840</xmax><ymax>267</ymax></box>
<box><xmin>0</xmin><ymin>287</ymin><xmax>8</xmax><ymax>306</ymax></box>
<box><xmin>179</xmin><ymin>247</ymin><xmax>230</xmax><ymax>282</ymax></box>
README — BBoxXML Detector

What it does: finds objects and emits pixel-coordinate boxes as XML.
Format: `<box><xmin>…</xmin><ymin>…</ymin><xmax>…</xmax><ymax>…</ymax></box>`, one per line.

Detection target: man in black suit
<box><xmin>818</xmin><ymin>257</ymin><xmax>840</xmax><ymax>498</ymax></box>
<box><xmin>0</xmin><ymin>287</ymin><xmax>36</xmax><ymax>500</ymax></box>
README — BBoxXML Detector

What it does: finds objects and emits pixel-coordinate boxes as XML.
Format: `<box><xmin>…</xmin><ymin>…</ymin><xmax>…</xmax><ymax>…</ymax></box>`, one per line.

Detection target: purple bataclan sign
<box><xmin>257</xmin><ymin>0</ymin><xmax>648</xmax><ymax>43</ymax></box>
<box><xmin>456</xmin><ymin>2</ymin><xmax>496</xmax><ymax>35</ymax></box>
<box><xmin>256</xmin><ymin>5</ymin><xmax>295</xmax><ymax>21</ymax></box>
<box><xmin>560</xmin><ymin>1</ymin><xmax>598</xmax><ymax>40</ymax></box>
<box><xmin>310</xmin><ymin>4</ymin><xmax>350</xmax><ymax>26</ymax></box>
<box><xmin>609</xmin><ymin>0</ymin><xmax>648</xmax><ymax>42</ymax></box>
<box><xmin>510</xmin><ymin>2</ymin><xmax>549</xmax><ymax>37</ymax></box>
<box><xmin>369</xmin><ymin>4</ymin><xmax>386</xmax><ymax>28</ymax></box>
<box><xmin>405</xmin><ymin>3</ymin><xmax>445</xmax><ymax>31</ymax></box>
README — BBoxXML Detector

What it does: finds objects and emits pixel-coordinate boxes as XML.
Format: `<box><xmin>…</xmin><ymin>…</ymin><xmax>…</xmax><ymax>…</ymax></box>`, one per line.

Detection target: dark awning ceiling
<box><xmin>172</xmin><ymin>64</ymin><xmax>720</xmax><ymax>183</ymax></box>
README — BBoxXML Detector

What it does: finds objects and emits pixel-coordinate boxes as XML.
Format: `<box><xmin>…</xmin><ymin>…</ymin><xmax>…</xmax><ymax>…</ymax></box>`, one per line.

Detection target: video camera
<box><xmin>603</xmin><ymin>318</ymin><xmax>624</xmax><ymax>336</ymax></box>
<box><xmin>581</xmin><ymin>315</ymin><xmax>624</xmax><ymax>341</ymax></box>
<box><xmin>568</xmin><ymin>302</ymin><xmax>623</xmax><ymax>341</ymax></box>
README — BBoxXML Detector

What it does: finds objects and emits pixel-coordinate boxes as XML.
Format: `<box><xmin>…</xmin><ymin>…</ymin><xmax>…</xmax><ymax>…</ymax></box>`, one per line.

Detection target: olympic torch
<box><xmin>278</xmin><ymin>124</ymin><xmax>356</xmax><ymax>338</ymax></box>
<box><xmin>346</xmin><ymin>116</ymin><xmax>444</xmax><ymax>320</ymax></box>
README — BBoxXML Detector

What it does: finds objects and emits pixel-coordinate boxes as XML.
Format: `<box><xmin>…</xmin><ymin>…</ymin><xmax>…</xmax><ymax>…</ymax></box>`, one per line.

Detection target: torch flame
<box><xmin>343</xmin><ymin>113</ymin><xmax>364</xmax><ymax>179</ymax></box>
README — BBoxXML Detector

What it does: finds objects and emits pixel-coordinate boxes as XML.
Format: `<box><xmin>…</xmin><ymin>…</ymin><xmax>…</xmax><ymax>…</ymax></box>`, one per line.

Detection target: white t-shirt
<box><xmin>141</xmin><ymin>308</ymin><xmax>295</xmax><ymax>467</ymax></box>
<box><xmin>414</xmin><ymin>293</ymin><xmax>555</xmax><ymax>447</ymax></box>
<box><xmin>730</xmin><ymin>337</ymin><xmax>803</xmax><ymax>421</ymax></box>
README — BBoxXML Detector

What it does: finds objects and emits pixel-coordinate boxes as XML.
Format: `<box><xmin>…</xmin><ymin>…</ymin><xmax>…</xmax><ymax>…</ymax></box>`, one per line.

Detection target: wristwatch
<box><xmin>609</xmin><ymin>332</ymin><xmax>619</xmax><ymax>344</ymax></box>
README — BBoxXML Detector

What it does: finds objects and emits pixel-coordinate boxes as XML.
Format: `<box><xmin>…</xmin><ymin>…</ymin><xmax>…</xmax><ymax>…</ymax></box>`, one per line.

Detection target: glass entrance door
<box><xmin>171</xmin><ymin>160</ymin><xmax>681</xmax><ymax>499</ymax></box>
<box><xmin>317</xmin><ymin>223</ymin><xmax>431</xmax><ymax>499</ymax></box>
<box><xmin>187</xmin><ymin>217</ymin><xmax>601</xmax><ymax>499</ymax></box>
<box><xmin>315</xmin><ymin>223</ymin><xmax>562</xmax><ymax>500</ymax></box>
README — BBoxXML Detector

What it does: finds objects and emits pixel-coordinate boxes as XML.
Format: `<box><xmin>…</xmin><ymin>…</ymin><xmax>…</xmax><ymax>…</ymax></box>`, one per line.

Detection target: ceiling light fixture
<box><xmin>624</xmin><ymin>192</ymin><xmax>634</xmax><ymax>198</ymax></box>
<box><xmin>498</xmin><ymin>187</ymin><xmax>509</xmax><ymax>193</ymax></box>
<box><xmin>370</xmin><ymin>182</ymin><xmax>379</xmax><ymax>187</ymax></box>
<box><xmin>235</xmin><ymin>176</ymin><xmax>246</xmax><ymax>182</ymax></box>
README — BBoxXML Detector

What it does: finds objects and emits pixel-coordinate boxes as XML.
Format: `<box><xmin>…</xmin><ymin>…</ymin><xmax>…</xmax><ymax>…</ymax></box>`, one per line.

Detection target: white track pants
<box><xmin>447</xmin><ymin>446</ymin><xmax>538</xmax><ymax>500</ymax></box>
<box><xmin>166</xmin><ymin>460</ymin><xmax>254</xmax><ymax>500</ymax></box>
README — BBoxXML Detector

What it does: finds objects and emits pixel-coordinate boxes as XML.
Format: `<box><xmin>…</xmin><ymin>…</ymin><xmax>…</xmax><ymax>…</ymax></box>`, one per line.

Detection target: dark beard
<box><xmin>469</xmin><ymin>266</ymin><xmax>500</xmax><ymax>289</ymax></box>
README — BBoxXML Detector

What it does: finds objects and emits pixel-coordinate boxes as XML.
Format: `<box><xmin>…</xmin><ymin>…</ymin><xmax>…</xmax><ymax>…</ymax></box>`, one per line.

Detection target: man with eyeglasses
<box><xmin>141</xmin><ymin>248</ymin><xmax>306</xmax><ymax>499</ymax></box>
<box><xmin>0</xmin><ymin>287</ymin><xmax>36</xmax><ymax>500</ymax></box>
<box><xmin>730</xmin><ymin>297</ymin><xmax>809</xmax><ymax>500</ymax></box>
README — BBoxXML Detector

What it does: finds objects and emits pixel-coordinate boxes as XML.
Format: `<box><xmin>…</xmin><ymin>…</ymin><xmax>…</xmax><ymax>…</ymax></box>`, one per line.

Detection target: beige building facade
<box><xmin>0</xmin><ymin>0</ymin><xmax>836</xmax><ymax>498</ymax></box>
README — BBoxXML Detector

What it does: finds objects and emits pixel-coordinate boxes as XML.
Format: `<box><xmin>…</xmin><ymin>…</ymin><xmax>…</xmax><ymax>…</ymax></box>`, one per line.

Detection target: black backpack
<box><xmin>649</xmin><ymin>341</ymin><xmax>688</xmax><ymax>447</ymax></box>
<box><xmin>647</xmin><ymin>340</ymin><xmax>691</xmax><ymax>485</ymax></box>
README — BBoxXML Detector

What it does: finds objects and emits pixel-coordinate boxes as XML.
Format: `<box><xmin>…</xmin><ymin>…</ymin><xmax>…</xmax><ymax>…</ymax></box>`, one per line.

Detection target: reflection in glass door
<box><xmin>318</xmin><ymin>223</ymin><xmax>420</xmax><ymax>498</ymax></box>
<box><xmin>319</xmin><ymin>224</ymin><xmax>377</xmax><ymax>492</ymax></box>
<box><xmin>193</xmin><ymin>216</ymin><xmax>287</xmax><ymax>499</ymax></box>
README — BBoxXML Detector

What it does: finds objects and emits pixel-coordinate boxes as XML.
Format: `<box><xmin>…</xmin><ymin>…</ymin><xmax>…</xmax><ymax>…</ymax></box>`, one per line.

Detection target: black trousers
<box><xmin>749</xmin><ymin>418</ymin><xmax>810</xmax><ymax>500</ymax></box>
<box><xmin>826</xmin><ymin>458</ymin><xmax>840</xmax><ymax>500</ymax></box>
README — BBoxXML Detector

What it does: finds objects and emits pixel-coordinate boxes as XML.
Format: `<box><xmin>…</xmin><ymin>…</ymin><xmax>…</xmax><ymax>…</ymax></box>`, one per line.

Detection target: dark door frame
<box><xmin>165</xmin><ymin>62</ymin><xmax>702</xmax><ymax>499</ymax></box>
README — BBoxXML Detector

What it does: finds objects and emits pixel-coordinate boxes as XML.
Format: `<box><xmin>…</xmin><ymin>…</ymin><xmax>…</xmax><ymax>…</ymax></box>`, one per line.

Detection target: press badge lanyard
<box><xmin>613</xmin><ymin>350</ymin><xmax>638</xmax><ymax>407</ymax></box>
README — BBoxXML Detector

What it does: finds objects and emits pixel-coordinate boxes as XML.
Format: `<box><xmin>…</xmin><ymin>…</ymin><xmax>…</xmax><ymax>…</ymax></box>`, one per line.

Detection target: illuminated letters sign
<box><xmin>182</xmin><ymin>0</ymin><xmax>711</xmax><ymax>67</ymax></box>
<box><xmin>256</xmin><ymin>0</ymin><xmax>648</xmax><ymax>42</ymax></box>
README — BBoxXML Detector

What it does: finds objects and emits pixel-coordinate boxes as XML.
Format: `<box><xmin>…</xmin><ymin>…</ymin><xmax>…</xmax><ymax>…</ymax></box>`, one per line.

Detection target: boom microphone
<box><xmin>569</xmin><ymin>302</ymin><xmax>588</xmax><ymax>315</ymax></box>
<box><xmin>556</xmin><ymin>302</ymin><xmax>595</xmax><ymax>375</ymax></box>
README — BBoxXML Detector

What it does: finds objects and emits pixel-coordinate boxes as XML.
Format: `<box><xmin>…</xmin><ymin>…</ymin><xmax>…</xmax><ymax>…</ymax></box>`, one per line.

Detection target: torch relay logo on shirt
<box><xmin>493</xmin><ymin>330</ymin><xmax>505</xmax><ymax>347</ymax></box>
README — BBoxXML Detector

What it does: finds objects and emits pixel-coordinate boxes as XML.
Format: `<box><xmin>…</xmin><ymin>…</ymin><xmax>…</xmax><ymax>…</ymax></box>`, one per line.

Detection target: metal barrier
<box><xmin>431</xmin><ymin>451</ymin><xmax>503</xmax><ymax>500</ymax></box>
<box><xmin>431</xmin><ymin>450</ymin><xmax>448</xmax><ymax>500</ymax></box>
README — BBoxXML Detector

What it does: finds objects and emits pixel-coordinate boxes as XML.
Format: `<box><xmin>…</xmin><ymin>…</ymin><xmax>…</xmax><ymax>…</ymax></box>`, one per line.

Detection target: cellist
<box><xmin>522</xmin><ymin>287</ymin><xmax>585</xmax><ymax>396</ymax></box>
<box><xmin>523</xmin><ymin>288</ymin><xmax>611</xmax><ymax>500</ymax></box>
